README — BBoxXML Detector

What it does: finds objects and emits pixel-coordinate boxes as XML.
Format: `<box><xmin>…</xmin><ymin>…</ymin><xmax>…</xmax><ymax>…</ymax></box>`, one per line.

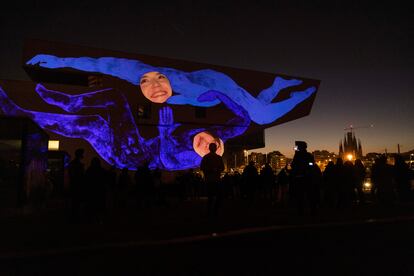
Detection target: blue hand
<box><xmin>158</xmin><ymin>107</ymin><xmax>181</xmax><ymax>136</ymax></box>
<box><xmin>26</xmin><ymin>54</ymin><xmax>62</xmax><ymax>69</ymax></box>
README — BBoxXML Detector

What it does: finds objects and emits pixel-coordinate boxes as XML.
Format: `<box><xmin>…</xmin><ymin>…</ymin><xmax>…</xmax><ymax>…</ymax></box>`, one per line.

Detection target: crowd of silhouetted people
<box><xmin>66</xmin><ymin>145</ymin><xmax>414</xmax><ymax>223</ymax></box>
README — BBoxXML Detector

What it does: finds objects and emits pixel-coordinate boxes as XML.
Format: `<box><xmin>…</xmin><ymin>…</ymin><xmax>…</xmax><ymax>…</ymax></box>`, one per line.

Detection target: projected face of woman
<box><xmin>193</xmin><ymin>131</ymin><xmax>224</xmax><ymax>157</ymax></box>
<box><xmin>139</xmin><ymin>71</ymin><xmax>172</xmax><ymax>103</ymax></box>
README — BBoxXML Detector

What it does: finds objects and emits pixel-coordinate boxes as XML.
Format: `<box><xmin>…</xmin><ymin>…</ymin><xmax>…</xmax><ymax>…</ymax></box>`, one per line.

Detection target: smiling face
<box><xmin>193</xmin><ymin>131</ymin><xmax>224</xmax><ymax>157</ymax></box>
<box><xmin>139</xmin><ymin>71</ymin><xmax>172</xmax><ymax>103</ymax></box>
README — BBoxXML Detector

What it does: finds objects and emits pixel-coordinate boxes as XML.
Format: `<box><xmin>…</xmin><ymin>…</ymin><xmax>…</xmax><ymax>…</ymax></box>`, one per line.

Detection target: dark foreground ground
<box><xmin>1</xmin><ymin>196</ymin><xmax>414</xmax><ymax>275</ymax></box>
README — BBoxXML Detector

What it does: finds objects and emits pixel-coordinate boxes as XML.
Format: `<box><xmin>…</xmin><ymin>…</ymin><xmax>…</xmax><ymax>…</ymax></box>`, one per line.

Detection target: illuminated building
<box><xmin>312</xmin><ymin>150</ymin><xmax>336</xmax><ymax>169</ymax></box>
<box><xmin>339</xmin><ymin>131</ymin><xmax>363</xmax><ymax>161</ymax></box>
<box><xmin>0</xmin><ymin>39</ymin><xmax>319</xmax><ymax>171</ymax></box>
<box><xmin>249</xmin><ymin>152</ymin><xmax>266</xmax><ymax>167</ymax></box>
<box><xmin>267</xmin><ymin>151</ymin><xmax>287</xmax><ymax>170</ymax></box>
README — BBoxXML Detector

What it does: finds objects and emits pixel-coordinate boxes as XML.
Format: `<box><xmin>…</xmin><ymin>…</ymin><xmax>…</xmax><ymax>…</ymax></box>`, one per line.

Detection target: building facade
<box><xmin>0</xmin><ymin>39</ymin><xmax>320</xmax><ymax>171</ymax></box>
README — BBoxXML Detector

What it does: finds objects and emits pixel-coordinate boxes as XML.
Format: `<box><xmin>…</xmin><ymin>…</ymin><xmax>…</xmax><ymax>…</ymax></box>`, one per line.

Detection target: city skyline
<box><xmin>1</xmin><ymin>1</ymin><xmax>412</xmax><ymax>159</ymax></box>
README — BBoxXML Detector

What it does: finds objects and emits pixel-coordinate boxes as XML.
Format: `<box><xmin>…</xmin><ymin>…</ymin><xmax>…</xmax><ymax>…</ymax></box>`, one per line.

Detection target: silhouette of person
<box><xmin>84</xmin><ymin>157</ymin><xmax>108</xmax><ymax>223</ymax></box>
<box><xmin>290</xmin><ymin>141</ymin><xmax>314</xmax><ymax>215</ymax></box>
<box><xmin>276</xmin><ymin>165</ymin><xmax>290</xmax><ymax>207</ymax></box>
<box><xmin>222</xmin><ymin>172</ymin><xmax>234</xmax><ymax>199</ymax></box>
<box><xmin>152</xmin><ymin>167</ymin><xmax>164</xmax><ymax>205</ymax></box>
<box><xmin>180</xmin><ymin>168</ymin><xmax>199</xmax><ymax>201</ymax></box>
<box><xmin>260</xmin><ymin>162</ymin><xmax>274</xmax><ymax>201</ymax></box>
<box><xmin>192</xmin><ymin>171</ymin><xmax>204</xmax><ymax>200</ymax></box>
<box><xmin>309</xmin><ymin>162</ymin><xmax>322</xmax><ymax>215</ymax></box>
<box><xmin>354</xmin><ymin>159</ymin><xmax>366</xmax><ymax>205</ymax></box>
<box><xmin>135</xmin><ymin>161</ymin><xmax>153</xmax><ymax>209</ymax></box>
<box><xmin>242</xmin><ymin>161</ymin><xmax>259</xmax><ymax>204</ymax></box>
<box><xmin>200</xmin><ymin>143</ymin><xmax>224</xmax><ymax>217</ymax></box>
<box><xmin>332</xmin><ymin>158</ymin><xmax>346</xmax><ymax>210</ymax></box>
<box><xmin>232</xmin><ymin>171</ymin><xmax>242</xmax><ymax>199</ymax></box>
<box><xmin>394</xmin><ymin>155</ymin><xmax>411</xmax><ymax>203</ymax></box>
<box><xmin>371</xmin><ymin>155</ymin><xmax>395</xmax><ymax>206</ymax></box>
<box><xmin>26</xmin><ymin>54</ymin><xmax>317</xmax><ymax>125</ymax></box>
<box><xmin>117</xmin><ymin>167</ymin><xmax>131</xmax><ymax>208</ymax></box>
<box><xmin>340</xmin><ymin>160</ymin><xmax>355</xmax><ymax>209</ymax></box>
<box><xmin>68</xmin><ymin>148</ymin><xmax>85</xmax><ymax>222</ymax></box>
<box><xmin>322</xmin><ymin>161</ymin><xmax>336</xmax><ymax>208</ymax></box>
<box><xmin>107</xmin><ymin>165</ymin><xmax>117</xmax><ymax>211</ymax></box>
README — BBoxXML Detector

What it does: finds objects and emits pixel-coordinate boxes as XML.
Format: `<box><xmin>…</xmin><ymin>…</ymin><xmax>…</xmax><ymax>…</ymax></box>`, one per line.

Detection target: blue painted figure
<box><xmin>0</xmin><ymin>85</ymin><xmax>249</xmax><ymax>170</ymax></box>
<box><xmin>26</xmin><ymin>54</ymin><xmax>316</xmax><ymax>125</ymax></box>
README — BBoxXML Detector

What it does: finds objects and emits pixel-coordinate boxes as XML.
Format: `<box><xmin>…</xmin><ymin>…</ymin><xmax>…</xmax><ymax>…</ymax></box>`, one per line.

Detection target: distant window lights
<box><xmin>48</xmin><ymin>140</ymin><xmax>60</xmax><ymax>151</ymax></box>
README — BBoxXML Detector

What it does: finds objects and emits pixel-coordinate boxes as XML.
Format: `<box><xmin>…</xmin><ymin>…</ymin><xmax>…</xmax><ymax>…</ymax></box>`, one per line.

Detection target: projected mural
<box><xmin>0</xmin><ymin>84</ymin><xmax>249</xmax><ymax>170</ymax></box>
<box><xmin>0</xmin><ymin>44</ymin><xmax>319</xmax><ymax>171</ymax></box>
<box><xmin>26</xmin><ymin>54</ymin><xmax>316</xmax><ymax>125</ymax></box>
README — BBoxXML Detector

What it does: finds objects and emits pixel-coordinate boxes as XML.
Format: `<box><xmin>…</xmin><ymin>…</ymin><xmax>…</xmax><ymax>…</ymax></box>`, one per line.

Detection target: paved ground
<box><xmin>1</xmin><ymin>196</ymin><xmax>414</xmax><ymax>275</ymax></box>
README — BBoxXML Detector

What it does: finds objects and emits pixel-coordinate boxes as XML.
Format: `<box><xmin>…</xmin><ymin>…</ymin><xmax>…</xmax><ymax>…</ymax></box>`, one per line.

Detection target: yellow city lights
<box><xmin>363</xmin><ymin>182</ymin><xmax>371</xmax><ymax>189</ymax></box>
<box><xmin>347</xmin><ymin>154</ymin><xmax>353</xmax><ymax>161</ymax></box>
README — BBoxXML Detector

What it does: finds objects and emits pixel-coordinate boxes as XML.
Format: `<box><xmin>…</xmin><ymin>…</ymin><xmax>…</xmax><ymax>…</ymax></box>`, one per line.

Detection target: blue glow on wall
<box><xmin>0</xmin><ymin>85</ymin><xmax>249</xmax><ymax>170</ymax></box>
<box><xmin>26</xmin><ymin>54</ymin><xmax>316</xmax><ymax>125</ymax></box>
<box><xmin>0</xmin><ymin>54</ymin><xmax>317</xmax><ymax>170</ymax></box>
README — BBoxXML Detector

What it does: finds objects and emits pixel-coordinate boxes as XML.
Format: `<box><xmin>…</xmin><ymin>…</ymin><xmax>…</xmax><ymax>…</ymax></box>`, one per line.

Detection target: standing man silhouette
<box><xmin>290</xmin><ymin>141</ymin><xmax>315</xmax><ymax>215</ymax></box>
<box><xmin>200</xmin><ymin>143</ymin><xmax>225</xmax><ymax>217</ymax></box>
<box><xmin>68</xmin><ymin>148</ymin><xmax>85</xmax><ymax>222</ymax></box>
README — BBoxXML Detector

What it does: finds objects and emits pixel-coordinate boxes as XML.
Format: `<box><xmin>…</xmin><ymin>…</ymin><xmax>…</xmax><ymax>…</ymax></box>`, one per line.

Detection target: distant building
<box><xmin>365</xmin><ymin>152</ymin><xmax>381</xmax><ymax>161</ymax></box>
<box><xmin>266</xmin><ymin>151</ymin><xmax>287</xmax><ymax>170</ymax></box>
<box><xmin>249</xmin><ymin>152</ymin><xmax>267</xmax><ymax>167</ymax></box>
<box><xmin>339</xmin><ymin>131</ymin><xmax>363</xmax><ymax>160</ymax></box>
<box><xmin>312</xmin><ymin>150</ymin><xmax>336</xmax><ymax>170</ymax></box>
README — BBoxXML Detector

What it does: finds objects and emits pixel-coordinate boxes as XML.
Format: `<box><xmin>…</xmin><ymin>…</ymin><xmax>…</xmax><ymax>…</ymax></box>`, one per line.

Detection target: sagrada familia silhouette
<box><xmin>339</xmin><ymin>131</ymin><xmax>363</xmax><ymax>160</ymax></box>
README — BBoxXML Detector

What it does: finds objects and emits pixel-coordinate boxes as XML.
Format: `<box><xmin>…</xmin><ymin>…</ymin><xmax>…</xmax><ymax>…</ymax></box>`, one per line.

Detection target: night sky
<box><xmin>1</xmin><ymin>1</ymin><xmax>412</xmax><ymax>157</ymax></box>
